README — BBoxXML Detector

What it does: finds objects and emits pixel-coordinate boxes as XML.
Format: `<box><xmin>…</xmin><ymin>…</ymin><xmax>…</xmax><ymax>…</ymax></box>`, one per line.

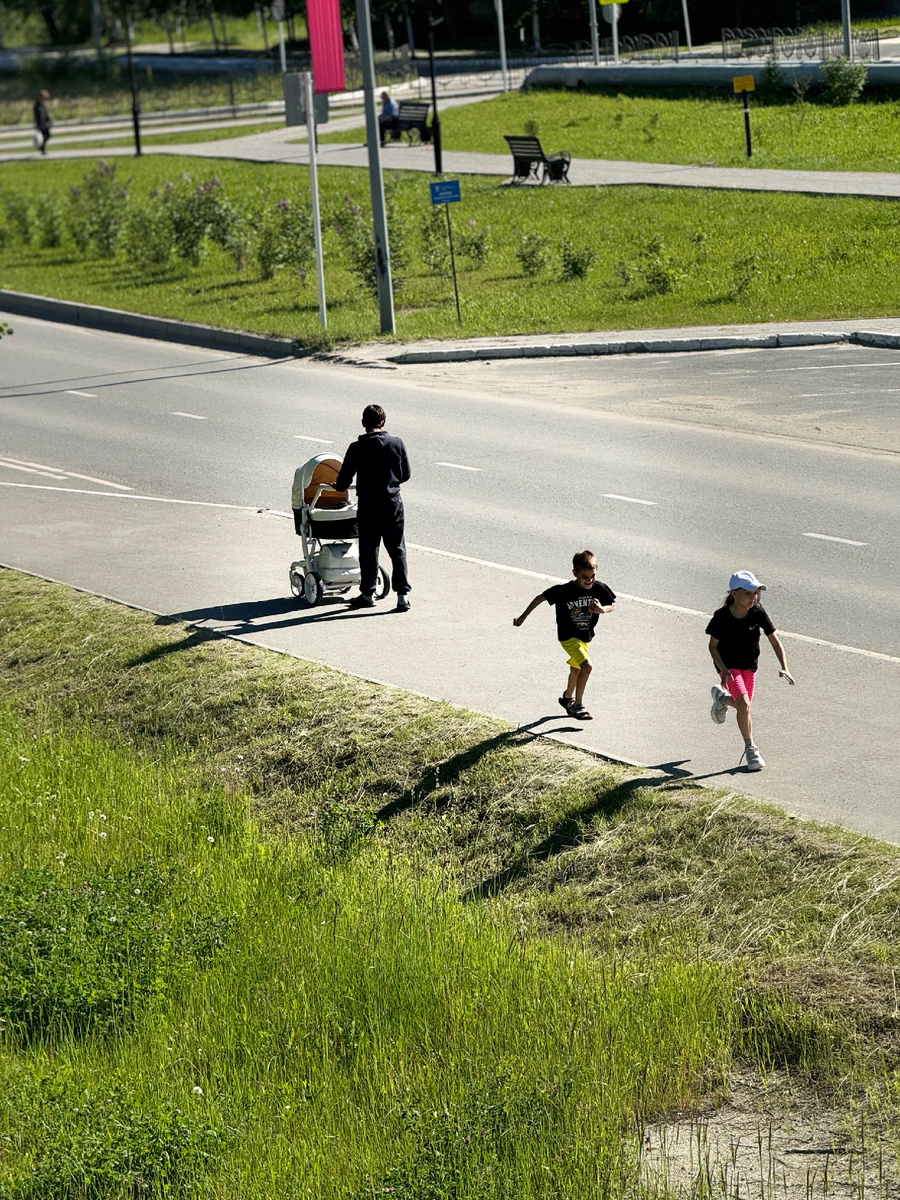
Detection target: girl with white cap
<box><xmin>706</xmin><ymin>570</ymin><xmax>795</xmax><ymax>771</ymax></box>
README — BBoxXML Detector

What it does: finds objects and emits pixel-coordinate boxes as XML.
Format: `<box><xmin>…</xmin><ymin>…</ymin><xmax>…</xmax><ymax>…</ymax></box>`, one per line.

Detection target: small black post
<box><xmin>427</xmin><ymin>16</ymin><xmax>442</xmax><ymax>175</ymax></box>
<box><xmin>743</xmin><ymin>88</ymin><xmax>752</xmax><ymax>158</ymax></box>
<box><xmin>124</xmin><ymin>3</ymin><xmax>142</xmax><ymax>156</ymax></box>
<box><xmin>228</xmin><ymin>71</ymin><xmax>236</xmax><ymax>117</ymax></box>
<box><xmin>444</xmin><ymin>202</ymin><xmax>460</xmax><ymax>324</ymax></box>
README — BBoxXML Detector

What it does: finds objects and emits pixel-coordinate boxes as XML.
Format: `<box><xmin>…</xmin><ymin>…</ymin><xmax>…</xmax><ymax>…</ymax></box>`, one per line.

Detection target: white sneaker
<box><xmin>710</xmin><ymin>685</ymin><xmax>729</xmax><ymax>725</ymax></box>
<box><xmin>745</xmin><ymin>746</ymin><xmax>765</xmax><ymax>771</ymax></box>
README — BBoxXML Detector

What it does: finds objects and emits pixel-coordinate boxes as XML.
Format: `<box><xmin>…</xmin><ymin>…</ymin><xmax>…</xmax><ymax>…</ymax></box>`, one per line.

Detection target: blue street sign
<box><xmin>430</xmin><ymin>180</ymin><xmax>461</xmax><ymax>205</ymax></box>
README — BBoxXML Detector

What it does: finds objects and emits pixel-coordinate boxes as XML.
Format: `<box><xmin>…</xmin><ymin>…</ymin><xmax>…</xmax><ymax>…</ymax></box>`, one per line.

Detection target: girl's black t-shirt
<box><xmin>705</xmin><ymin>604</ymin><xmax>775</xmax><ymax>670</ymax></box>
<box><xmin>543</xmin><ymin>580</ymin><xmax>616</xmax><ymax>643</ymax></box>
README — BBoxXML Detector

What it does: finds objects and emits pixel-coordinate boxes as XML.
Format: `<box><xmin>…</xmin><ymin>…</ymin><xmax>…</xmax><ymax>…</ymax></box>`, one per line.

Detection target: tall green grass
<box><xmin>0</xmin><ymin>710</ymin><xmax>737</xmax><ymax>1198</ymax></box>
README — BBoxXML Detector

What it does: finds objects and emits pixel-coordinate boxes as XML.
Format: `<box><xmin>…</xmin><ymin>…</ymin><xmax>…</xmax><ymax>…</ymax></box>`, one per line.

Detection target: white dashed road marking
<box><xmin>65</xmin><ymin>390</ymin><xmax>97</xmax><ymax>398</ymax></box>
<box><xmin>804</xmin><ymin>532</ymin><xmax>869</xmax><ymax>547</ymax></box>
<box><xmin>435</xmin><ymin>462</ymin><xmax>482</xmax><ymax>472</ymax></box>
<box><xmin>0</xmin><ymin>461</ymin><xmax>66</xmax><ymax>480</ymax></box>
<box><xmin>603</xmin><ymin>493</ymin><xmax>657</xmax><ymax>506</ymax></box>
<box><xmin>294</xmin><ymin>435</ymin><xmax>333</xmax><ymax>444</ymax></box>
<box><xmin>171</xmin><ymin>412</ymin><xmax>207</xmax><ymax>420</ymax></box>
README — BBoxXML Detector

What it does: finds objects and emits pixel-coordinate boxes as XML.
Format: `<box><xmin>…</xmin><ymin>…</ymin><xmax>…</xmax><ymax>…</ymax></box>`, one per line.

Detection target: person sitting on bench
<box><xmin>379</xmin><ymin>91</ymin><xmax>400</xmax><ymax>145</ymax></box>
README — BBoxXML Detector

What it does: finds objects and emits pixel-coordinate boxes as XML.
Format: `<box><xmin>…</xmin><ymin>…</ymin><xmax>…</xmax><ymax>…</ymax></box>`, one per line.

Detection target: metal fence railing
<box><xmin>721</xmin><ymin>26</ymin><xmax>880</xmax><ymax>62</ymax></box>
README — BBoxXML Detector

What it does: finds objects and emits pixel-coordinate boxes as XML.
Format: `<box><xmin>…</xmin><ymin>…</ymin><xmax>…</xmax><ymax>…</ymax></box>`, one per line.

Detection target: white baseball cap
<box><xmin>729</xmin><ymin>570</ymin><xmax>766</xmax><ymax>593</ymax></box>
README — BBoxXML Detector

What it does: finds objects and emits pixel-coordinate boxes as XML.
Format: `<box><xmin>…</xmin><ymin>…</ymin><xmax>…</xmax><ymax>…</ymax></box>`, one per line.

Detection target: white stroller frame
<box><xmin>289</xmin><ymin>454</ymin><xmax>389</xmax><ymax>607</ymax></box>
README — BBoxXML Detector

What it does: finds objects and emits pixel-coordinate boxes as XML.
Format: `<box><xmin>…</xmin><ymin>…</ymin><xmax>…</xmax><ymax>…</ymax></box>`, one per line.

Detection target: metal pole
<box><xmin>612</xmin><ymin>3</ymin><xmax>619</xmax><ymax>64</ymax></box>
<box><xmin>841</xmin><ymin>0</ymin><xmax>852</xmax><ymax>59</ymax></box>
<box><xmin>743</xmin><ymin>89</ymin><xmax>752</xmax><ymax>158</ymax></box>
<box><xmin>444</xmin><ymin>204</ymin><xmax>460</xmax><ymax>324</ymax></box>
<box><xmin>681</xmin><ymin>0</ymin><xmax>693</xmax><ymax>56</ymax></box>
<box><xmin>495</xmin><ymin>0</ymin><xmax>509</xmax><ymax>91</ymax></box>
<box><xmin>303</xmin><ymin>72</ymin><xmax>327</xmax><ymax>329</ymax></box>
<box><xmin>428</xmin><ymin>21</ymin><xmax>442</xmax><ymax>174</ymax></box>
<box><xmin>92</xmin><ymin>0</ymin><xmax>102</xmax><ymax>56</ymax></box>
<box><xmin>278</xmin><ymin>20</ymin><xmax>287</xmax><ymax>73</ymax></box>
<box><xmin>589</xmin><ymin>0</ymin><xmax>599</xmax><ymax>66</ymax></box>
<box><xmin>355</xmin><ymin>0</ymin><xmax>396</xmax><ymax>334</ymax></box>
<box><xmin>124</xmin><ymin>4</ymin><xmax>142</xmax><ymax>156</ymax></box>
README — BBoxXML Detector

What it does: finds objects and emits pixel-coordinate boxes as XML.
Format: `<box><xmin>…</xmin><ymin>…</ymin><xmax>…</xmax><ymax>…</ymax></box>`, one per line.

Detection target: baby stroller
<box><xmin>289</xmin><ymin>454</ymin><xmax>389</xmax><ymax>607</ymax></box>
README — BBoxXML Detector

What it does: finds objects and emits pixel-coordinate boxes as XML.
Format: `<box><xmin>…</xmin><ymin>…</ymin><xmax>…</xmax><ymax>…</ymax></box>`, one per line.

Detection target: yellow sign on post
<box><xmin>733</xmin><ymin>74</ymin><xmax>755</xmax><ymax>92</ymax></box>
<box><xmin>599</xmin><ymin>0</ymin><xmax>629</xmax><ymax>4</ymax></box>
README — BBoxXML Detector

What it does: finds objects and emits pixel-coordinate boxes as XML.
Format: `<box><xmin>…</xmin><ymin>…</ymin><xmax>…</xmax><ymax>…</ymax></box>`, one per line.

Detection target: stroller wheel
<box><xmin>374</xmin><ymin>566</ymin><xmax>390</xmax><ymax>601</ymax></box>
<box><xmin>289</xmin><ymin>564</ymin><xmax>305</xmax><ymax>597</ymax></box>
<box><xmin>303</xmin><ymin>571</ymin><xmax>324</xmax><ymax>607</ymax></box>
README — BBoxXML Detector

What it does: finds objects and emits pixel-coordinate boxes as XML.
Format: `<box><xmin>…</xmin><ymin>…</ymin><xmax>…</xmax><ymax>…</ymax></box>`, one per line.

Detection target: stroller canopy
<box><xmin>292</xmin><ymin>454</ymin><xmax>349</xmax><ymax>512</ymax></box>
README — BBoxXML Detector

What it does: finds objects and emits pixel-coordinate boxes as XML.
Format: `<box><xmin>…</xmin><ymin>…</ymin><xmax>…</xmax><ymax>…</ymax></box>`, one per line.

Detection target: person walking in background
<box><xmin>378</xmin><ymin>90</ymin><xmax>399</xmax><ymax>144</ymax></box>
<box><xmin>335</xmin><ymin>404</ymin><xmax>412</xmax><ymax>613</ymax></box>
<box><xmin>707</xmin><ymin>570</ymin><xmax>795</xmax><ymax>771</ymax></box>
<box><xmin>513</xmin><ymin>550</ymin><xmax>616</xmax><ymax>722</ymax></box>
<box><xmin>33</xmin><ymin>89</ymin><xmax>51</xmax><ymax>154</ymax></box>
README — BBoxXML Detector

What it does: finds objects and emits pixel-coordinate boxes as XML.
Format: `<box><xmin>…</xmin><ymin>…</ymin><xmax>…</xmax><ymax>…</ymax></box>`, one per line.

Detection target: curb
<box><xmin>387</xmin><ymin>330</ymin><xmax>900</xmax><ymax>364</ymax></box>
<box><xmin>0</xmin><ymin>290</ymin><xmax>312</xmax><ymax>359</ymax></box>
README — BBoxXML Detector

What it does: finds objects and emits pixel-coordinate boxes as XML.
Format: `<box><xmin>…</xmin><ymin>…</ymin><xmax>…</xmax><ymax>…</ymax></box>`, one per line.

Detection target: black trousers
<box><xmin>358</xmin><ymin>496</ymin><xmax>409</xmax><ymax>597</ymax></box>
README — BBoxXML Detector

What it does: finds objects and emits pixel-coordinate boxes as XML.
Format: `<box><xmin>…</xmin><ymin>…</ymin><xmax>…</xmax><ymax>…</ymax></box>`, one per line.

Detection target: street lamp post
<box><xmin>841</xmin><ymin>0</ymin><xmax>853</xmax><ymax>59</ymax></box>
<box><xmin>124</xmin><ymin>3</ymin><xmax>142</xmax><ymax>155</ymax></box>
<box><xmin>427</xmin><ymin>15</ymin><xmax>443</xmax><ymax>175</ymax></box>
<box><xmin>355</xmin><ymin>0</ymin><xmax>395</xmax><ymax>333</ymax></box>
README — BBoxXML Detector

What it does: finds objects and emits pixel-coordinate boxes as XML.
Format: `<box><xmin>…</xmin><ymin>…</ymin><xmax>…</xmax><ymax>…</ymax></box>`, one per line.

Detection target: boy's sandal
<box><xmin>570</xmin><ymin>704</ymin><xmax>593</xmax><ymax>721</ymax></box>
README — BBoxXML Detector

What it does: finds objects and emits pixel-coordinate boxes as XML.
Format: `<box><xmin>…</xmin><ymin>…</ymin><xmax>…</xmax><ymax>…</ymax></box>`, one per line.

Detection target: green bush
<box><xmin>121</xmin><ymin>192</ymin><xmax>176</xmax><ymax>268</ymax></box>
<box><xmin>1</xmin><ymin>189</ymin><xmax>32</xmax><ymax>244</ymax></box>
<box><xmin>822</xmin><ymin>56</ymin><xmax>868</xmax><ymax>106</ymax></box>
<box><xmin>67</xmin><ymin>160</ymin><xmax>130</xmax><ymax>258</ymax></box>
<box><xmin>516</xmin><ymin>232</ymin><xmax>550</xmax><ymax>277</ymax></box>
<box><xmin>255</xmin><ymin>195</ymin><xmax>314</xmax><ymax>282</ymax></box>
<box><xmin>757</xmin><ymin>55</ymin><xmax>786</xmax><ymax>104</ymax></box>
<box><xmin>559</xmin><ymin>239</ymin><xmax>596</xmax><ymax>281</ymax></box>
<box><xmin>34</xmin><ymin>194</ymin><xmax>64</xmax><ymax>249</ymax></box>
<box><xmin>616</xmin><ymin>234</ymin><xmax>681</xmax><ymax>297</ymax></box>
<box><xmin>334</xmin><ymin>183</ymin><xmax>408</xmax><ymax>298</ymax></box>
<box><xmin>67</xmin><ymin>158</ymin><xmax>130</xmax><ymax>256</ymax></box>
<box><xmin>457</xmin><ymin>218</ymin><xmax>492</xmax><ymax>269</ymax></box>
<box><xmin>421</xmin><ymin>204</ymin><xmax>450</xmax><ymax>279</ymax></box>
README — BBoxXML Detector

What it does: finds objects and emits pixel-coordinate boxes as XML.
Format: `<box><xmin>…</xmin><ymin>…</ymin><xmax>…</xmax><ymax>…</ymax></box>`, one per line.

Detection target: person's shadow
<box><xmin>124</xmin><ymin>595</ymin><xmax>388</xmax><ymax>668</ymax></box>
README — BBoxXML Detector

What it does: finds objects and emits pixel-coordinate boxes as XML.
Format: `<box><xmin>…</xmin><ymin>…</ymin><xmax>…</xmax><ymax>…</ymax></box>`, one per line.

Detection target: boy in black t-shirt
<box><xmin>513</xmin><ymin>550</ymin><xmax>616</xmax><ymax>721</ymax></box>
<box><xmin>706</xmin><ymin>569</ymin><xmax>795</xmax><ymax>771</ymax></box>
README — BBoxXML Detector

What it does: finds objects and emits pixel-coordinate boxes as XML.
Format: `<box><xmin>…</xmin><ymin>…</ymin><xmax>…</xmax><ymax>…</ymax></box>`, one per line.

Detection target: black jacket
<box><xmin>34</xmin><ymin>99</ymin><xmax>51</xmax><ymax>132</ymax></box>
<box><xmin>334</xmin><ymin>431</ymin><xmax>410</xmax><ymax>501</ymax></box>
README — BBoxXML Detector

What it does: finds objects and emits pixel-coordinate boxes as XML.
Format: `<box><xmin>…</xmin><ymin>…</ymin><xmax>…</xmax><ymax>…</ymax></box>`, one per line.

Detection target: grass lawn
<box><xmin>324</xmin><ymin>88</ymin><xmax>900</xmax><ymax>173</ymax></box>
<box><xmin>1</xmin><ymin>568</ymin><xmax>900</xmax><ymax>1196</ymax></box>
<box><xmin>3</xmin><ymin>154</ymin><xmax>900</xmax><ymax>348</ymax></box>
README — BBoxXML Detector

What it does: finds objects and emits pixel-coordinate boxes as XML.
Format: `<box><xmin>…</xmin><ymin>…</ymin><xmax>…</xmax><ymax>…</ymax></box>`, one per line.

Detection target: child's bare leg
<box><xmin>726</xmin><ymin>694</ymin><xmax>753</xmax><ymax>742</ymax></box>
<box><xmin>574</xmin><ymin>662</ymin><xmax>592</xmax><ymax>705</ymax></box>
<box><xmin>564</xmin><ymin>665</ymin><xmax>580</xmax><ymax>699</ymax></box>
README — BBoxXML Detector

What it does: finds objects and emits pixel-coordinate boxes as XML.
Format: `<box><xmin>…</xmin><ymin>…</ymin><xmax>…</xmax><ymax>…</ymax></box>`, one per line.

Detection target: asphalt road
<box><xmin>1</xmin><ymin>317</ymin><xmax>898</xmax><ymax>840</ymax></box>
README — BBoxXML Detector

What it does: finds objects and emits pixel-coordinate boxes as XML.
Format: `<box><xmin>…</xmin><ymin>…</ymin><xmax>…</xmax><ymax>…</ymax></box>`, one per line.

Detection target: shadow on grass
<box><xmin>124</xmin><ymin>593</ymin><xmax>399</xmax><ymax>666</ymax></box>
<box><xmin>463</xmin><ymin>772</ymin><xmax>664</xmax><ymax>902</ymax></box>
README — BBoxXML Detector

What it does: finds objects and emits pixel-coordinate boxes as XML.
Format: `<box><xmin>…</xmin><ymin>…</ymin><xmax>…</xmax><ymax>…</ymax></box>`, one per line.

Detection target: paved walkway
<box><xmin>9</xmin><ymin>115</ymin><xmax>900</xmax><ymax>200</ymax></box>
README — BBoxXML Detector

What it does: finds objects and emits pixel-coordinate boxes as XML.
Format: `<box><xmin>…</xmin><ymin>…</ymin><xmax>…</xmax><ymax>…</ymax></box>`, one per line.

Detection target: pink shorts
<box><xmin>725</xmin><ymin>669</ymin><xmax>756</xmax><ymax>704</ymax></box>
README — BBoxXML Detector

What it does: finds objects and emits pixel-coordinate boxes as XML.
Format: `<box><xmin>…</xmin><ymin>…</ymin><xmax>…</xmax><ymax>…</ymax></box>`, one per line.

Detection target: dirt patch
<box><xmin>642</xmin><ymin>1075</ymin><xmax>899</xmax><ymax>1199</ymax></box>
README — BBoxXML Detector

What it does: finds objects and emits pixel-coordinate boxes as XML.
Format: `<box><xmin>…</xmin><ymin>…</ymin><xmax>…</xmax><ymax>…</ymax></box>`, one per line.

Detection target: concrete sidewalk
<box><xmin>3</xmin><ymin>489</ymin><xmax>898</xmax><ymax>843</ymax></box>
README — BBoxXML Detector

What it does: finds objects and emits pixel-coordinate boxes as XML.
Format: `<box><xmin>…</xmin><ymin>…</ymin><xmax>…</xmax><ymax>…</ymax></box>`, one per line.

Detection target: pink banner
<box><xmin>307</xmin><ymin>0</ymin><xmax>346</xmax><ymax>94</ymax></box>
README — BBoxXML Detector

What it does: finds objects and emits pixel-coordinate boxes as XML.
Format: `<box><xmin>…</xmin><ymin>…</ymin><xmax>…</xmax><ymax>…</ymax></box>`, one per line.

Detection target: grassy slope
<box><xmin>3</xmin><ymin>155</ymin><xmax>900</xmax><ymax>347</ymax></box>
<box><xmin>324</xmin><ymin>88</ymin><xmax>900</xmax><ymax>173</ymax></box>
<box><xmin>3</xmin><ymin>568</ymin><xmax>900</xmax><ymax>1072</ymax></box>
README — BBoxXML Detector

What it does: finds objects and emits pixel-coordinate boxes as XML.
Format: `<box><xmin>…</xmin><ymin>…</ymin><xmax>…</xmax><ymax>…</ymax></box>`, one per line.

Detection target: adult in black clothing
<box><xmin>33</xmin><ymin>90</ymin><xmax>51</xmax><ymax>154</ymax></box>
<box><xmin>334</xmin><ymin>404</ymin><xmax>412</xmax><ymax>612</ymax></box>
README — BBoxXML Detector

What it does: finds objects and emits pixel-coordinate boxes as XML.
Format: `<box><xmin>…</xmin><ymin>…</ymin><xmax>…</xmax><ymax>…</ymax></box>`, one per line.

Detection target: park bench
<box><xmin>503</xmin><ymin>134</ymin><xmax>571</xmax><ymax>185</ymax></box>
<box><xmin>390</xmin><ymin>101</ymin><xmax>431</xmax><ymax>144</ymax></box>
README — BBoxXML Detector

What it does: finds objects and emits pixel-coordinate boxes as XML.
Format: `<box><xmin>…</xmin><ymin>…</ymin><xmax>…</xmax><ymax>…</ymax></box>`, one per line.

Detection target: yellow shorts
<box><xmin>560</xmin><ymin>638</ymin><xmax>591</xmax><ymax>669</ymax></box>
